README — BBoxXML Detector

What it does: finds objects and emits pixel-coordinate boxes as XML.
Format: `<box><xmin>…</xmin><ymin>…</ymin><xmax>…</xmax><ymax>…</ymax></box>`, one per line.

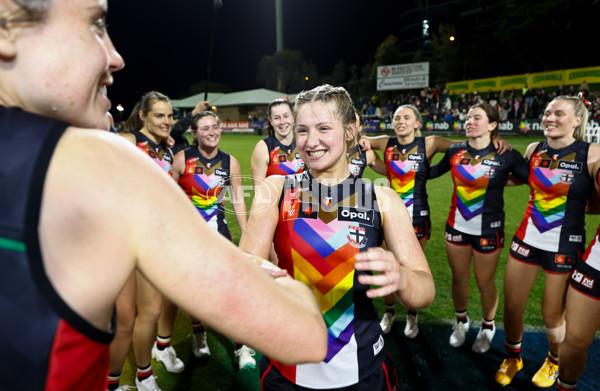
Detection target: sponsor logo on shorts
<box><xmin>555</xmin><ymin>254</ymin><xmax>574</xmax><ymax>267</ymax></box>
<box><xmin>338</xmin><ymin>207</ymin><xmax>374</xmax><ymax>226</ymax></box>
<box><xmin>446</xmin><ymin>232</ymin><xmax>463</xmax><ymax>242</ymax></box>
<box><xmin>511</xmin><ymin>241</ymin><xmax>530</xmax><ymax>257</ymax></box>
<box><xmin>572</xmin><ymin>270</ymin><xmax>595</xmax><ymax>289</ymax></box>
<box><xmin>373</xmin><ymin>334</ymin><xmax>385</xmax><ymax>356</ymax></box>
<box><xmin>420</xmin><ymin>210</ymin><xmax>429</xmax><ymax>216</ymax></box>
<box><xmin>569</xmin><ymin>235</ymin><xmax>583</xmax><ymax>242</ymax></box>
<box><xmin>490</xmin><ymin>220</ymin><xmax>502</xmax><ymax>228</ymax></box>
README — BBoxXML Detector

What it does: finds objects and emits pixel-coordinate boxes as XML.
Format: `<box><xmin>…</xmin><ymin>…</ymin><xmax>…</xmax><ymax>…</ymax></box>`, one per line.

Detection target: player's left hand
<box><xmin>354</xmin><ymin>247</ymin><xmax>403</xmax><ymax>298</ymax></box>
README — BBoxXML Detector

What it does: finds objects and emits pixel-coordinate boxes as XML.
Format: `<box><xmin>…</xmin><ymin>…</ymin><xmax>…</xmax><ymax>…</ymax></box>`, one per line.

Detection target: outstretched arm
<box><xmin>354</xmin><ymin>186</ymin><xmax>435</xmax><ymax>309</ymax></box>
<box><xmin>42</xmin><ymin>129</ymin><xmax>327</xmax><ymax>365</ymax></box>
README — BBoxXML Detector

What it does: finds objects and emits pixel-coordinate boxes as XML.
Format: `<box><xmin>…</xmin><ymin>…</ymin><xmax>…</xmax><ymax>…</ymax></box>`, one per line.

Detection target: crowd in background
<box><xmin>359</xmin><ymin>81</ymin><xmax>600</xmax><ymax>124</ymax></box>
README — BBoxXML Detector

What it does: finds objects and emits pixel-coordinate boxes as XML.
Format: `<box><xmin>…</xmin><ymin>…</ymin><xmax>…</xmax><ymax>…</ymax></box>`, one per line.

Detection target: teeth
<box><xmin>308</xmin><ymin>150</ymin><xmax>325</xmax><ymax>157</ymax></box>
<box><xmin>99</xmin><ymin>86</ymin><xmax>107</xmax><ymax>96</ymax></box>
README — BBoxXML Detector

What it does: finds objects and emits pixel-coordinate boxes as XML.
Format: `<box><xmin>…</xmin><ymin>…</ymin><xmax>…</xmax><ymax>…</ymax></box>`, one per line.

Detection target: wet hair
<box><xmin>190</xmin><ymin>111</ymin><xmax>220</xmax><ymax>147</ymax></box>
<box><xmin>1</xmin><ymin>0</ymin><xmax>49</xmax><ymax>26</ymax></box>
<box><xmin>266</xmin><ymin>97</ymin><xmax>293</xmax><ymax>136</ymax></box>
<box><xmin>294</xmin><ymin>84</ymin><xmax>358</xmax><ymax>152</ymax></box>
<box><xmin>394</xmin><ymin>104</ymin><xmax>423</xmax><ymax>137</ymax></box>
<box><xmin>468</xmin><ymin>101</ymin><xmax>499</xmax><ymax>138</ymax></box>
<box><xmin>123</xmin><ymin>91</ymin><xmax>171</xmax><ymax>133</ymax></box>
<box><xmin>548</xmin><ymin>94</ymin><xmax>589</xmax><ymax>141</ymax></box>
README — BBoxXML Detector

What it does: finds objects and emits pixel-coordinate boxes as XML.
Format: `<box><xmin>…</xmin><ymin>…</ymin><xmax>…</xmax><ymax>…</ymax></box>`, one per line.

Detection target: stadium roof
<box><xmin>171</xmin><ymin>88</ymin><xmax>296</xmax><ymax>109</ymax></box>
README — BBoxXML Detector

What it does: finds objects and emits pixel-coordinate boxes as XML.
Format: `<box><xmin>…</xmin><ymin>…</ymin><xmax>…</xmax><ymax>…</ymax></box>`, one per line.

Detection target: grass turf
<box><xmin>118</xmin><ymin>134</ymin><xmax>600</xmax><ymax>390</ymax></box>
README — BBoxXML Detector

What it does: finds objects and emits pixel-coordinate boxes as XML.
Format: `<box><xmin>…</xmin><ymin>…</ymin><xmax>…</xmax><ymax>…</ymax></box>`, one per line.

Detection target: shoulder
<box><xmin>524</xmin><ymin>141</ymin><xmax>541</xmax><ymax>160</ymax></box>
<box><xmin>119</xmin><ymin>132</ymin><xmax>136</xmax><ymax>144</ymax></box>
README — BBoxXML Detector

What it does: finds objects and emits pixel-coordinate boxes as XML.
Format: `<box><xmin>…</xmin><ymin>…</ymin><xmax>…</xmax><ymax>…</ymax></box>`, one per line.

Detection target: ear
<box><xmin>138</xmin><ymin>110</ymin><xmax>145</xmax><ymax>122</ymax></box>
<box><xmin>346</xmin><ymin>122</ymin><xmax>357</xmax><ymax>142</ymax></box>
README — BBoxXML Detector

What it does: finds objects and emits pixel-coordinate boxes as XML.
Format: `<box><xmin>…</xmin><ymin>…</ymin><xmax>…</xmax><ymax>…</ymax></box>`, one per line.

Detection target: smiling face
<box><xmin>542</xmin><ymin>99</ymin><xmax>582</xmax><ymax>142</ymax></box>
<box><xmin>193</xmin><ymin>115</ymin><xmax>221</xmax><ymax>150</ymax></box>
<box><xmin>6</xmin><ymin>0</ymin><xmax>124</xmax><ymax>129</ymax></box>
<box><xmin>268</xmin><ymin>102</ymin><xmax>294</xmax><ymax>139</ymax></box>
<box><xmin>140</xmin><ymin>101</ymin><xmax>173</xmax><ymax>143</ymax></box>
<box><xmin>464</xmin><ymin>107</ymin><xmax>496</xmax><ymax>141</ymax></box>
<box><xmin>295</xmin><ymin>101</ymin><xmax>352</xmax><ymax>176</ymax></box>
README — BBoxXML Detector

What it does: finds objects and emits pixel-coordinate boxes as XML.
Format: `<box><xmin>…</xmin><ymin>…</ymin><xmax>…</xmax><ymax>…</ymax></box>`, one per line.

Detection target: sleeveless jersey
<box><xmin>177</xmin><ymin>148</ymin><xmax>231</xmax><ymax>238</ymax></box>
<box><xmin>384</xmin><ymin>137</ymin><xmax>430</xmax><ymax>223</ymax></box>
<box><xmin>515</xmin><ymin>140</ymin><xmax>591</xmax><ymax>253</ymax></box>
<box><xmin>347</xmin><ymin>146</ymin><xmax>368</xmax><ymax>178</ymax></box>
<box><xmin>134</xmin><ymin>132</ymin><xmax>173</xmax><ymax>176</ymax></box>
<box><xmin>0</xmin><ymin>106</ymin><xmax>114</xmax><ymax>390</ymax></box>
<box><xmin>272</xmin><ymin>171</ymin><xmax>385</xmax><ymax>388</ymax></box>
<box><xmin>263</xmin><ymin>135</ymin><xmax>305</xmax><ymax>176</ymax></box>
<box><xmin>431</xmin><ymin>141</ymin><xmax>529</xmax><ymax>236</ymax></box>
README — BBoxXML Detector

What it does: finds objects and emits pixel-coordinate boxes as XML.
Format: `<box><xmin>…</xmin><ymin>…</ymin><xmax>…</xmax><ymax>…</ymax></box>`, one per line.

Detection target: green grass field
<box><xmin>118</xmin><ymin>134</ymin><xmax>600</xmax><ymax>390</ymax></box>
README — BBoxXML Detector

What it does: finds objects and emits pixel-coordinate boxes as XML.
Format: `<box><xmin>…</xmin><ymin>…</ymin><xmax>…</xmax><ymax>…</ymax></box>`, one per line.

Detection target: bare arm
<box><xmin>251</xmin><ymin>140</ymin><xmax>269</xmax><ymax>188</ymax></box>
<box><xmin>354</xmin><ymin>186</ymin><xmax>435</xmax><ymax>309</ymax></box>
<box><xmin>41</xmin><ymin>129</ymin><xmax>327</xmax><ymax>365</ymax></box>
<box><xmin>239</xmin><ymin>176</ymin><xmax>284</xmax><ymax>261</ymax></box>
<box><xmin>172</xmin><ymin>150</ymin><xmax>186</xmax><ymax>182</ymax></box>
<box><xmin>229</xmin><ymin>155</ymin><xmax>248</xmax><ymax>230</ymax></box>
<box><xmin>424</xmin><ymin>135</ymin><xmax>458</xmax><ymax>162</ymax></box>
<box><xmin>363</xmin><ymin>135</ymin><xmax>390</xmax><ymax>152</ymax></box>
<box><xmin>366</xmin><ymin>149</ymin><xmax>387</xmax><ymax>176</ymax></box>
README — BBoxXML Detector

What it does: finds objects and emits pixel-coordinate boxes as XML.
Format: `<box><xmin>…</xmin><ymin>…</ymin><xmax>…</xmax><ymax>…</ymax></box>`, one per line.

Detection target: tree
<box><xmin>256</xmin><ymin>49</ymin><xmax>319</xmax><ymax>93</ymax></box>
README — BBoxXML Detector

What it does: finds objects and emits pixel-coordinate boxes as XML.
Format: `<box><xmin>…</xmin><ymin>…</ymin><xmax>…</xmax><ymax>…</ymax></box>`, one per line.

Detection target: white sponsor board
<box><xmin>377</xmin><ymin>62</ymin><xmax>430</xmax><ymax>91</ymax></box>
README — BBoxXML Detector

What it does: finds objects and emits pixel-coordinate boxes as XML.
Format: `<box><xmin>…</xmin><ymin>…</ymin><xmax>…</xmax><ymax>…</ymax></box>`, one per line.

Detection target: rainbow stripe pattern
<box><xmin>178</xmin><ymin>157</ymin><xmax>225</xmax><ymax>227</ymax></box>
<box><xmin>266</xmin><ymin>146</ymin><xmax>304</xmax><ymax>176</ymax></box>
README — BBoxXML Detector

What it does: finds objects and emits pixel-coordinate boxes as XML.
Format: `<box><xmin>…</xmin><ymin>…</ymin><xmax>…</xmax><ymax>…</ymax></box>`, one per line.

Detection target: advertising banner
<box><xmin>377</xmin><ymin>62</ymin><xmax>429</xmax><ymax>91</ymax></box>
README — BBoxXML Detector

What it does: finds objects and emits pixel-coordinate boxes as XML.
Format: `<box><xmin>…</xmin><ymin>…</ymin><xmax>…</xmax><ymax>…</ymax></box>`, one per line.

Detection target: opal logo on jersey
<box><xmin>408</xmin><ymin>153</ymin><xmax>424</xmax><ymax>162</ymax></box>
<box><xmin>558</xmin><ymin>161</ymin><xmax>582</xmax><ymax>173</ymax></box>
<box><xmin>351</xmin><ymin>158</ymin><xmax>365</xmax><ymax>165</ymax></box>
<box><xmin>214</xmin><ymin>168</ymin><xmax>228</xmax><ymax>177</ymax></box>
<box><xmin>482</xmin><ymin>159</ymin><xmax>502</xmax><ymax>167</ymax></box>
<box><xmin>339</xmin><ymin>207</ymin><xmax>374</xmax><ymax>226</ymax></box>
<box><xmin>347</xmin><ymin>225</ymin><xmax>368</xmax><ymax>248</ymax></box>
<box><xmin>510</xmin><ymin>241</ymin><xmax>530</xmax><ymax>257</ymax></box>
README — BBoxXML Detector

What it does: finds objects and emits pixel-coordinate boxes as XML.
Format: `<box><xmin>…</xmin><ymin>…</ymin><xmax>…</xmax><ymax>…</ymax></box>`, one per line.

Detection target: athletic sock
<box><xmin>557</xmin><ymin>377</ymin><xmax>576</xmax><ymax>390</ymax></box>
<box><xmin>504</xmin><ymin>340</ymin><xmax>522</xmax><ymax>359</ymax></box>
<box><xmin>482</xmin><ymin>318</ymin><xmax>495</xmax><ymax>331</ymax></box>
<box><xmin>385</xmin><ymin>303</ymin><xmax>396</xmax><ymax>315</ymax></box>
<box><xmin>107</xmin><ymin>372</ymin><xmax>121</xmax><ymax>391</ymax></box>
<box><xmin>407</xmin><ymin>309</ymin><xmax>418</xmax><ymax>316</ymax></box>
<box><xmin>455</xmin><ymin>309</ymin><xmax>468</xmax><ymax>324</ymax></box>
<box><xmin>548</xmin><ymin>350</ymin><xmax>559</xmax><ymax>365</ymax></box>
<box><xmin>192</xmin><ymin>321</ymin><xmax>205</xmax><ymax>334</ymax></box>
<box><xmin>136</xmin><ymin>365</ymin><xmax>153</xmax><ymax>382</ymax></box>
<box><xmin>156</xmin><ymin>335</ymin><xmax>171</xmax><ymax>351</ymax></box>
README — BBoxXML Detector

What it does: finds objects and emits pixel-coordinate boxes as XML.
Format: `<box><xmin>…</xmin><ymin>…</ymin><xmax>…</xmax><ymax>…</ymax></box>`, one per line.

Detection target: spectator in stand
<box><xmin>524</xmin><ymin>85</ymin><xmax>536</xmax><ymax>107</ymax></box>
<box><xmin>568</xmin><ymin>85</ymin><xmax>576</xmax><ymax>96</ymax></box>
<box><xmin>556</xmin><ymin>85</ymin><xmax>565</xmax><ymax>97</ymax></box>
<box><xmin>579</xmin><ymin>80</ymin><xmax>590</xmax><ymax>98</ymax></box>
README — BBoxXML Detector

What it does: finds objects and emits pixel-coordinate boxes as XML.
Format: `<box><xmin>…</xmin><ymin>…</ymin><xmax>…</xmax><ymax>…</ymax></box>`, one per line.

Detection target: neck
<box><xmin>140</xmin><ymin>128</ymin><xmax>163</xmax><ymax>145</ymax></box>
<box><xmin>276</xmin><ymin>131</ymin><xmax>294</xmax><ymax>146</ymax></box>
<box><xmin>309</xmin><ymin>161</ymin><xmax>350</xmax><ymax>186</ymax></box>
<box><xmin>547</xmin><ymin>136</ymin><xmax>576</xmax><ymax>150</ymax></box>
<box><xmin>467</xmin><ymin>135</ymin><xmax>491</xmax><ymax>150</ymax></box>
<box><xmin>397</xmin><ymin>133</ymin><xmax>416</xmax><ymax>145</ymax></box>
<box><xmin>198</xmin><ymin>144</ymin><xmax>218</xmax><ymax>159</ymax></box>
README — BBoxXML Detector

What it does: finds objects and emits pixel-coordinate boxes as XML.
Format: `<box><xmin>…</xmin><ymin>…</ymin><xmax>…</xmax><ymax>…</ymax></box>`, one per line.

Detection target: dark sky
<box><xmin>107</xmin><ymin>0</ymin><xmax>408</xmax><ymax>113</ymax></box>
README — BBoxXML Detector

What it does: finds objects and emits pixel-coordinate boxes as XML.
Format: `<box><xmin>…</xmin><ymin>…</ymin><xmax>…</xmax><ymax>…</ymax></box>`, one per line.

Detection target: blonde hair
<box><xmin>294</xmin><ymin>84</ymin><xmax>358</xmax><ymax>152</ymax></box>
<box><xmin>549</xmin><ymin>94</ymin><xmax>589</xmax><ymax>141</ymax></box>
